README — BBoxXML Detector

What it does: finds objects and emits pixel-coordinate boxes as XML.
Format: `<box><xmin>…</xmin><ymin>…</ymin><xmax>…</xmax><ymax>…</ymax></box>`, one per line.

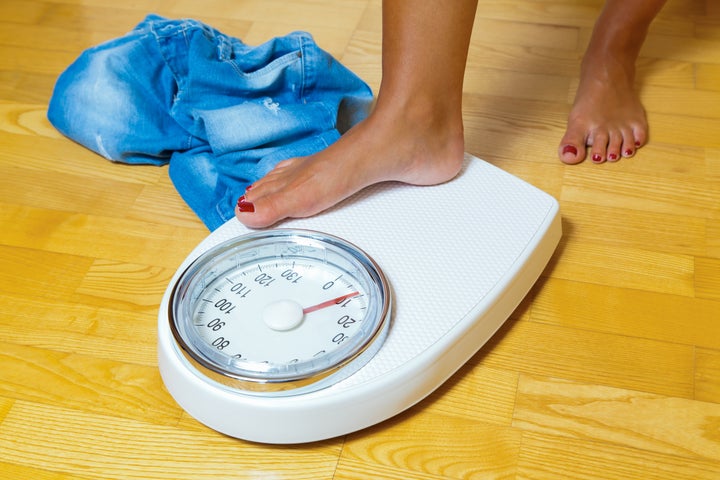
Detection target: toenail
<box><xmin>635</xmin><ymin>141</ymin><xmax>641</xmax><ymax>147</ymax></box>
<box><xmin>592</xmin><ymin>154</ymin><xmax>603</xmax><ymax>163</ymax></box>
<box><xmin>237</xmin><ymin>195</ymin><xmax>255</xmax><ymax>213</ymax></box>
<box><xmin>624</xmin><ymin>149</ymin><xmax>633</xmax><ymax>157</ymax></box>
<box><xmin>608</xmin><ymin>153</ymin><xmax>618</xmax><ymax>161</ymax></box>
<box><xmin>562</xmin><ymin>145</ymin><xmax>578</xmax><ymax>156</ymax></box>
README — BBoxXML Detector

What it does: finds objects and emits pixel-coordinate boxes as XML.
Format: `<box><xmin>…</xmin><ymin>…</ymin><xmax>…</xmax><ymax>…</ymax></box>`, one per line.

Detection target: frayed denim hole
<box><xmin>215</xmin><ymin>34</ymin><xmax>234</xmax><ymax>62</ymax></box>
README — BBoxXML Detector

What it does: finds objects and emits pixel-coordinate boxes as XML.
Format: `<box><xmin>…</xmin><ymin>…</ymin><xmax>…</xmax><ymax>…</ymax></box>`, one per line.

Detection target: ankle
<box><xmin>355</xmin><ymin>98</ymin><xmax>464</xmax><ymax>184</ymax></box>
<box><xmin>586</xmin><ymin>7</ymin><xmax>653</xmax><ymax>74</ymax></box>
<box><xmin>375</xmin><ymin>89</ymin><xmax>464</xmax><ymax>139</ymax></box>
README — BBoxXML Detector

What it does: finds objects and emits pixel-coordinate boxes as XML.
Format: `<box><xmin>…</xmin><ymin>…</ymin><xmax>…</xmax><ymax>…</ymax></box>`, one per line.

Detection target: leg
<box><xmin>236</xmin><ymin>0</ymin><xmax>478</xmax><ymax>228</ymax></box>
<box><xmin>559</xmin><ymin>0</ymin><xmax>667</xmax><ymax>164</ymax></box>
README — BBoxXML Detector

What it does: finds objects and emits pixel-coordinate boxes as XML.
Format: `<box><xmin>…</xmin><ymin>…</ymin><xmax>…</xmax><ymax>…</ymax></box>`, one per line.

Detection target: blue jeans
<box><xmin>48</xmin><ymin>14</ymin><xmax>373</xmax><ymax>230</ymax></box>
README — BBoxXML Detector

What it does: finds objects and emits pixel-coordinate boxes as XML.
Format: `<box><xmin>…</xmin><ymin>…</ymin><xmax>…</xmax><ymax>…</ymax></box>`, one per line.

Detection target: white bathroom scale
<box><xmin>157</xmin><ymin>153</ymin><xmax>562</xmax><ymax>444</ymax></box>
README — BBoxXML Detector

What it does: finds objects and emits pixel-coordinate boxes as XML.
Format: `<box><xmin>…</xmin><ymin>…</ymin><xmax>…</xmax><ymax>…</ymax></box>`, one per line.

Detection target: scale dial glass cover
<box><xmin>168</xmin><ymin>229</ymin><xmax>391</xmax><ymax>396</ymax></box>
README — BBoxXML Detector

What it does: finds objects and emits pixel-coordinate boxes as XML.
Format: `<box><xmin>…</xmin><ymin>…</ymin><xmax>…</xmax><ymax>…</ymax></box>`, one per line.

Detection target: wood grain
<box><xmin>1</xmin><ymin>0</ymin><xmax>719</xmax><ymax>478</ymax></box>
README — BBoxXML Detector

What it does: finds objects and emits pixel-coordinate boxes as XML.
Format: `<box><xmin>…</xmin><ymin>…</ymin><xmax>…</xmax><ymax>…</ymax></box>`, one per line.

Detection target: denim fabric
<box><xmin>48</xmin><ymin>14</ymin><xmax>373</xmax><ymax>230</ymax></box>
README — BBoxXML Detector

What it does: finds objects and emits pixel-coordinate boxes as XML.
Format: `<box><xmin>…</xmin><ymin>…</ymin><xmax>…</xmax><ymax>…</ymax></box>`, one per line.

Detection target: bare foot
<box><xmin>557</xmin><ymin>0</ymin><xmax>666</xmax><ymax>165</ymax></box>
<box><xmin>235</xmin><ymin>101</ymin><xmax>466</xmax><ymax>228</ymax></box>
<box><xmin>558</xmin><ymin>52</ymin><xmax>648</xmax><ymax>165</ymax></box>
<box><xmin>234</xmin><ymin>0</ymin><xmax>476</xmax><ymax>228</ymax></box>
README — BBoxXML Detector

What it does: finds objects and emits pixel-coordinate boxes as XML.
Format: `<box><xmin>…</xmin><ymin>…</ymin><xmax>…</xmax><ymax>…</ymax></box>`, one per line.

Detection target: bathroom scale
<box><xmin>157</xmin><ymin>153</ymin><xmax>561</xmax><ymax>444</ymax></box>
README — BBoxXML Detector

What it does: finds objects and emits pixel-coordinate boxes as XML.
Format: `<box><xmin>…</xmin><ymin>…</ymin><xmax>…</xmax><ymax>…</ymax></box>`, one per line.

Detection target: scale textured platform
<box><xmin>158</xmin><ymin>154</ymin><xmax>561</xmax><ymax>443</ymax></box>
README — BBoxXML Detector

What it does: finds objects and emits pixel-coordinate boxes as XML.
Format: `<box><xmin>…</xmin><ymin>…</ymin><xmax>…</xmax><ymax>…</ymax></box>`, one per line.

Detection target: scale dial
<box><xmin>168</xmin><ymin>229</ymin><xmax>391</xmax><ymax>396</ymax></box>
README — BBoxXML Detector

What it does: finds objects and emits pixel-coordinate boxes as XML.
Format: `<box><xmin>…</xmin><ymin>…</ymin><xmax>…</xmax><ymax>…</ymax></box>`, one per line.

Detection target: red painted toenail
<box><xmin>624</xmin><ymin>149</ymin><xmax>633</xmax><ymax>156</ymax></box>
<box><xmin>608</xmin><ymin>153</ymin><xmax>618</xmax><ymax>160</ymax></box>
<box><xmin>237</xmin><ymin>195</ymin><xmax>255</xmax><ymax>213</ymax></box>
<box><xmin>592</xmin><ymin>154</ymin><xmax>603</xmax><ymax>163</ymax></box>
<box><xmin>635</xmin><ymin>141</ymin><xmax>641</xmax><ymax>147</ymax></box>
<box><xmin>562</xmin><ymin>145</ymin><xmax>578</xmax><ymax>156</ymax></box>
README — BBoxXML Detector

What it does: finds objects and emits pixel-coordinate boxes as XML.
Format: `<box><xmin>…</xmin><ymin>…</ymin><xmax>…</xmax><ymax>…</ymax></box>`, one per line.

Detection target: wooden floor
<box><xmin>1</xmin><ymin>0</ymin><xmax>719</xmax><ymax>478</ymax></box>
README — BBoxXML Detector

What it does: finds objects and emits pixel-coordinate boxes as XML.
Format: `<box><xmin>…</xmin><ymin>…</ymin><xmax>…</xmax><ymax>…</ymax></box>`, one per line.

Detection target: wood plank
<box><xmin>342</xmin><ymin>409</ymin><xmax>521</xmax><ymax>480</ymax></box>
<box><xmin>0</xmin><ymin>292</ymin><xmax>158</xmax><ymax>366</ymax></box>
<box><xmin>0</xmin><ymin>45</ymin><xmax>78</xmax><ymax>76</ymax></box>
<box><xmin>419</xmin><ymin>364</ymin><xmax>519</xmax><ymax>426</ymax></box>
<box><xmin>0</xmin><ymin>169</ymin><xmax>145</xmax><ymax>218</ymax></box>
<box><xmin>463</xmin><ymin>68</ymin><xmax>571</xmax><ymax>103</ymax></box>
<box><xmin>470</xmin><ymin>18</ymin><xmax>579</xmax><ymax>50</ymax></box>
<box><xmin>474</xmin><ymin>1</ymin><xmax>602</xmax><ymax>29</ymax></box>
<box><xmin>0</xmin><ymin>245</ymin><xmax>92</xmax><ymax>301</ymax></box>
<box><xmin>467</xmin><ymin>43</ymin><xmax>581</xmax><ymax>78</ymax></box>
<box><xmin>557</xmin><ymin>201</ymin><xmax>706</xmax><ymax>256</ymax></box>
<box><xmin>460</xmin><ymin>93</ymin><xmax>568</xmax><ymax>163</ymax></box>
<box><xmin>0</xmin><ymin>343</ymin><xmax>181</xmax><ymax>426</ymax></box>
<box><xmin>335</xmin><ymin>458</ymin><xmax>450</xmax><ymax>480</ymax></box>
<box><xmin>695</xmin><ymin>348</ymin><xmax>720</xmax><ymax>403</ymax></box>
<box><xmin>0</xmin><ymin>133</ymin><xmax>165</xmax><ymax>186</ymax></box>
<box><xmin>561</xmin><ymin>161</ymin><xmax>719</xmax><ymax>219</ymax></box>
<box><xmin>636</xmin><ymin>58</ymin><xmax>697</xmax><ymax>89</ymax></box>
<box><xmin>641</xmin><ymin>84</ymin><xmax>720</xmax><ymax>118</ymax></box>
<box><xmin>0</xmin><ymin>461</ymin><xmax>93</xmax><ymax>480</ymax></box>
<box><xmin>530</xmin><ymin>278</ymin><xmax>720</xmax><ymax>350</ymax></box>
<box><xmin>648</xmin><ymin>112</ymin><xmax>720</xmax><ymax>148</ymax></box>
<box><xmin>0</xmin><ymin>397</ymin><xmax>12</xmax><ymax>422</ymax></box>
<box><xmin>697</xmin><ymin>63</ymin><xmax>720</xmax><ymax>92</ymax></box>
<box><xmin>642</xmin><ymin>33</ymin><xmax>720</xmax><ymax>64</ymax></box>
<box><xmin>128</xmin><ymin>181</ymin><xmax>208</xmax><ymax>229</ymax></box>
<box><xmin>513</xmin><ymin>375</ymin><xmax>720</xmax><ymax>460</ymax></box>
<box><xmin>2</xmin><ymin>0</ymin><xmax>719</xmax><ymax>477</ymax></box>
<box><xmin>76</xmin><ymin>259</ymin><xmax>174</xmax><ymax>308</ymax></box>
<box><xmin>481</xmin><ymin>320</ymin><xmax>695</xmax><ymax>398</ymax></box>
<box><xmin>0</xmin><ymin>0</ymin><xmax>48</xmax><ymax>25</ymax></box>
<box><xmin>708</xmin><ymin>212</ymin><xmax>720</xmax><ymax>258</ymax></box>
<box><xmin>0</xmin><ymin>71</ymin><xmax>59</xmax><ymax>103</ymax></box>
<box><xmin>517</xmin><ymin>431</ymin><xmax>720</xmax><ymax>480</ymax></box>
<box><xmin>0</xmin><ymin>23</ymin><xmax>120</xmax><ymax>54</ymax></box>
<box><xmin>0</xmin><ymin>400</ymin><xmax>341</xmax><ymax>480</ymax></box>
<box><xmin>170</xmin><ymin>0</ymin><xmax>368</xmax><ymax>28</ymax></box>
<box><xmin>40</xmin><ymin>0</ymin><xmax>178</xmax><ymax>11</ymax></box>
<box><xmin>36</xmin><ymin>4</ymin><xmax>254</xmax><ymax>42</ymax></box>
<box><xmin>0</xmin><ymin>207</ymin><xmax>206</xmax><ymax>270</ymax></box>
<box><xmin>0</xmin><ymin>103</ymin><xmax>61</xmax><ymax>137</ymax></box>
<box><xmin>695</xmin><ymin>256</ymin><xmax>720</xmax><ymax>300</ymax></box>
<box><xmin>545</xmin><ymin>239</ymin><xmax>695</xmax><ymax>297</ymax></box>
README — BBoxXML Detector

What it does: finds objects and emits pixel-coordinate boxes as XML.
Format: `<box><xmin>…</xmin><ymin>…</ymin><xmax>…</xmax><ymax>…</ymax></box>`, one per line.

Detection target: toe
<box><xmin>235</xmin><ymin>195</ymin><xmax>283</xmax><ymax>229</ymax></box>
<box><xmin>621</xmin><ymin>127</ymin><xmax>636</xmax><ymax>158</ymax></box>
<box><xmin>235</xmin><ymin>183</ymin><xmax>288</xmax><ymax>228</ymax></box>
<box><xmin>606</xmin><ymin>130</ymin><xmax>623</xmax><ymax>162</ymax></box>
<box><xmin>559</xmin><ymin>143</ymin><xmax>586</xmax><ymax>165</ymax></box>
<box><xmin>589</xmin><ymin>131</ymin><xmax>609</xmax><ymax>164</ymax></box>
<box><xmin>632</xmin><ymin>125</ymin><xmax>648</xmax><ymax>149</ymax></box>
<box><xmin>558</xmin><ymin>126</ymin><xmax>588</xmax><ymax>165</ymax></box>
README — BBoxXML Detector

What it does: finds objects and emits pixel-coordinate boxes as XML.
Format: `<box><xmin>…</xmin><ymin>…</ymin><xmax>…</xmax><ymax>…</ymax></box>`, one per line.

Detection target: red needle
<box><xmin>303</xmin><ymin>291</ymin><xmax>360</xmax><ymax>314</ymax></box>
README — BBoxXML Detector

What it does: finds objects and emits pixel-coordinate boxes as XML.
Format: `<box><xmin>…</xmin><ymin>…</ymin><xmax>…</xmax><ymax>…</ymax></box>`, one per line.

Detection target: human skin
<box><xmin>236</xmin><ymin>0</ymin><xmax>667</xmax><ymax>228</ymax></box>
<box><xmin>235</xmin><ymin>0</ymin><xmax>478</xmax><ymax>228</ymax></box>
<box><xmin>558</xmin><ymin>0</ymin><xmax>668</xmax><ymax>164</ymax></box>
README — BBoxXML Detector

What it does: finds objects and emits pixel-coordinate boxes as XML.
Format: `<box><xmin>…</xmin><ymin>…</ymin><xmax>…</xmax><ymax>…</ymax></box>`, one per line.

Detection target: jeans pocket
<box><xmin>223</xmin><ymin>47</ymin><xmax>303</xmax><ymax>81</ymax></box>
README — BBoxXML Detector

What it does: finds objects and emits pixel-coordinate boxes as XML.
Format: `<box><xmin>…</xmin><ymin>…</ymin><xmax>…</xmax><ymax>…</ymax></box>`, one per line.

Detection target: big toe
<box><xmin>235</xmin><ymin>195</ymin><xmax>284</xmax><ymax>229</ymax></box>
<box><xmin>559</xmin><ymin>143</ymin><xmax>585</xmax><ymax>164</ymax></box>
<box><xmin>558</xmin><ymin>120</ymin><xmax>590</xmax><ymax>164</ymax></box>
